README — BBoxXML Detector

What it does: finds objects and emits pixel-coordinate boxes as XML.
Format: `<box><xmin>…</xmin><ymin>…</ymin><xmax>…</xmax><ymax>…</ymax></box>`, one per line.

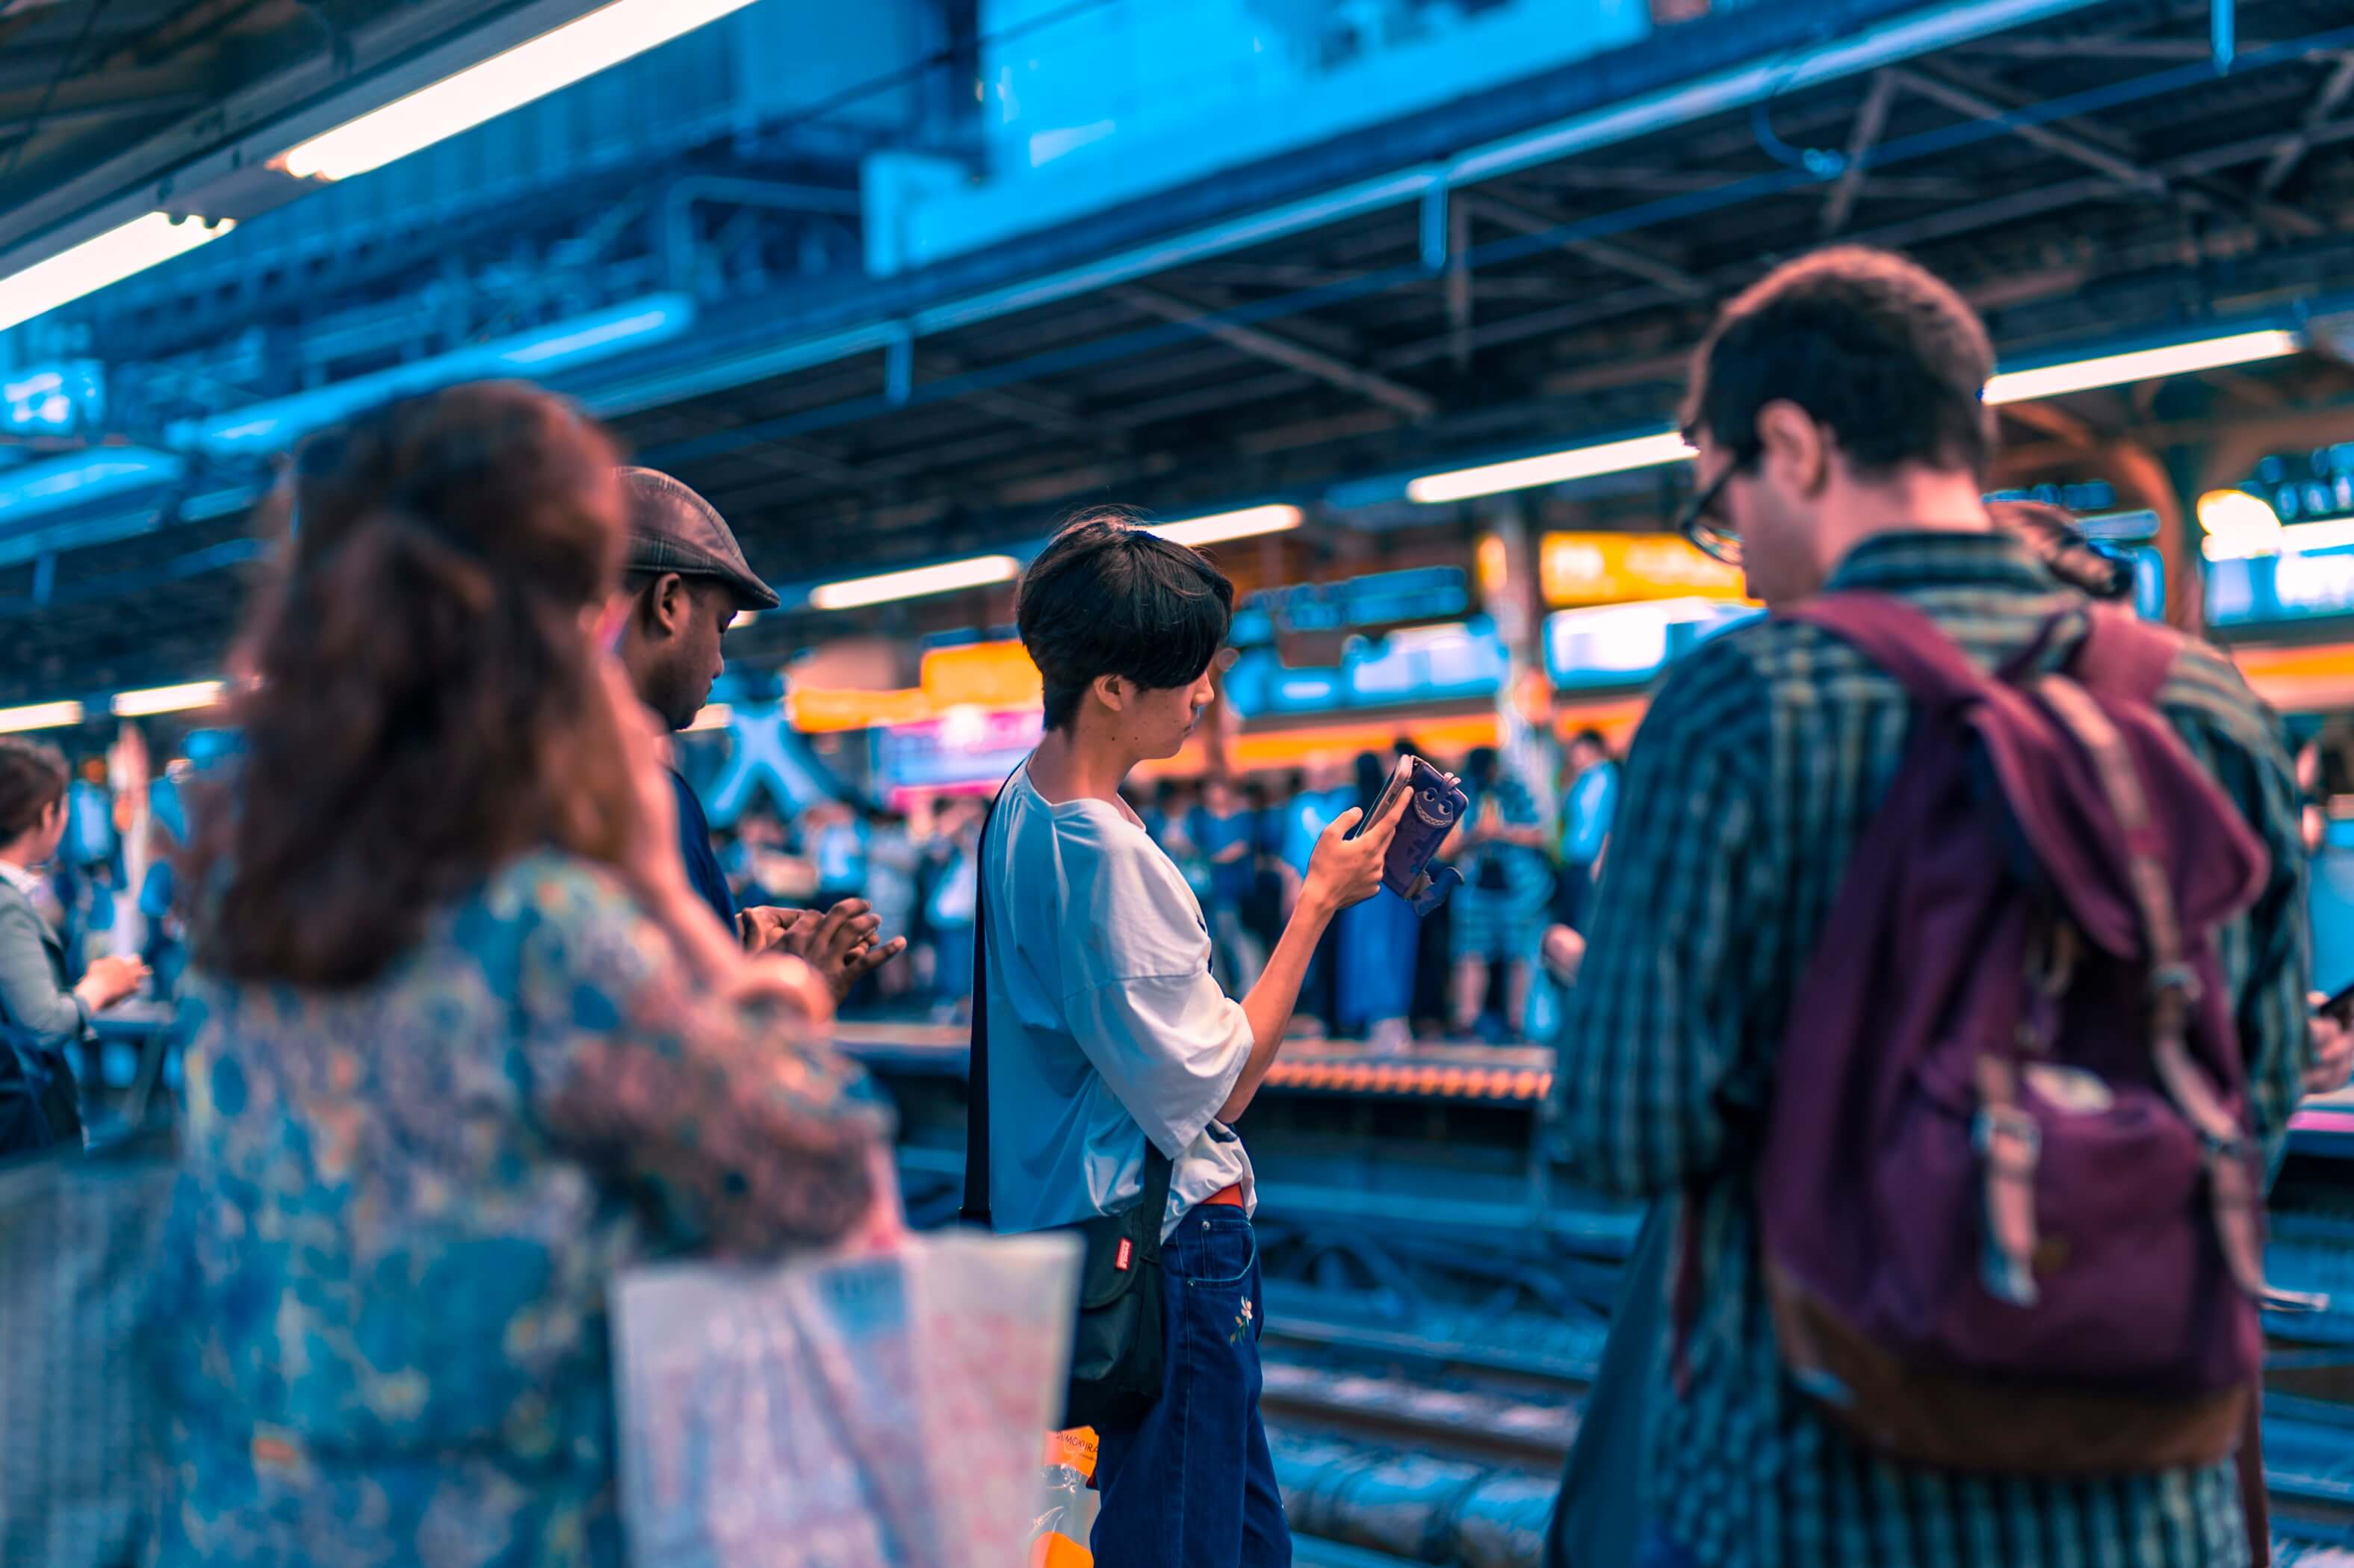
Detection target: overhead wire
<box><xmin>0</xmin><ymin>0</ymin><xmax>119</xmax><ymax>188</ymax></box>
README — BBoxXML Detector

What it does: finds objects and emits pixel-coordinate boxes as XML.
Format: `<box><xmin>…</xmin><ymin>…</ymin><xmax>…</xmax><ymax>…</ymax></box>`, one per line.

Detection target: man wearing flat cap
<box><xmin>614</xmin><ymin>466</ymin><xmax>904</xmax><ymax>998</ymax></box>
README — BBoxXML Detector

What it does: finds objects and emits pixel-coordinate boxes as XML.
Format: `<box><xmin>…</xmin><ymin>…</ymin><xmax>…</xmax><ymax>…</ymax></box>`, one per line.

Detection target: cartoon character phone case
<box><xmin>1351</xmin><ymin>755</ymin><xmax>1469</xmax><ymax>914</ymax></box>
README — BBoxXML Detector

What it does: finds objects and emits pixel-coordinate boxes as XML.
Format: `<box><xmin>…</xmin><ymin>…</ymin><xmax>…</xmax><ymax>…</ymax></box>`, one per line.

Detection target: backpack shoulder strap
<box><xmin>960</xmin><ymin>771</ymin><xmax>1177</xmax><ymax>1235</ymax></box>
<box><xmin>2066</xmin><ymin>605</ymin><xmax>2181</xmax><ymax>706</ymax></box>
<box><xmin>2031</xmin><ymin>638</ymin><xmax>2270</xmax><ymax>1303</ymax></box>
<box><xmin>960</xmin><ymin>781</ymin><xmax>1009</xmax><ymax>1227</ymax></box>
<box><xmin>1776</xmin><ymin>591</ymin><xmax>1998</xmax><ymax>711</ymax></box>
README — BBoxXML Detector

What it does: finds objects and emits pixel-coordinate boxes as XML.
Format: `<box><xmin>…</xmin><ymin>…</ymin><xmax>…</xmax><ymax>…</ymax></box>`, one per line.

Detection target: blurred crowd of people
<box><xmin>710</xmin><ymin>796</ymin><xmax>982</xmax><ymax>1020</ymax></box>
<box><xmin>701</xmin><ymin>727</ymin><xmax>1617</xmax><ymax>1045</ymax></box>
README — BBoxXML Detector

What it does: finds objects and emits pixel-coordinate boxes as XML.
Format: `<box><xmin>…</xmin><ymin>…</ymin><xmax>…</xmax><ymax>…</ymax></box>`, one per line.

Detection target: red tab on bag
<box><xmin>1115</xmin><ymin>1238</ymin><xmax>1133</xmax><ymax>1272</ymax></box>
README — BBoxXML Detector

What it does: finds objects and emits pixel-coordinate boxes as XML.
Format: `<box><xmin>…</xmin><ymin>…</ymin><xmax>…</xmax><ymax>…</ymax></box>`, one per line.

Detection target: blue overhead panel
<box><xmin>167</xmin><ymin>294</ymin><xmax>696</xmax><ymax>458</ymax></box>
<box><xmin>598</xmin><ymin>0</ymin><xmax>2107</xmax><ymax>418</ymax></box>
<box><xmin>0</xmin><ymin>447</ymin><xmax>181</xmax><ymax>521</ymax></box>
<box><xmin>868</xmin><ymin>0</ymin><xmax>1653</xmax><ymax>276</ymax></box>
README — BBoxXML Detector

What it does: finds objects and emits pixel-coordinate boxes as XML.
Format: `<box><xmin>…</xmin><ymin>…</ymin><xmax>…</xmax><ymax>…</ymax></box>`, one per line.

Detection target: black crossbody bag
<box><xmin>961</xmin><ymin>784</ymin><xmax>1171</xmax><ymax>1431</ymax></box>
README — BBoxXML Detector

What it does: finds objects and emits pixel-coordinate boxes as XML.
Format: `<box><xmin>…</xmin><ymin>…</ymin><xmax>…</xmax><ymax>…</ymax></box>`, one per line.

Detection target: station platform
<box><xmin>838</xmin><ymin>1021</ymin><xmax>2354</xmax><ymax>1150</ymax></box>
<box><xmin>834</xmin><ymin>1022</ymin><xmax>1555</xmax><ymax>1102</ymax></box>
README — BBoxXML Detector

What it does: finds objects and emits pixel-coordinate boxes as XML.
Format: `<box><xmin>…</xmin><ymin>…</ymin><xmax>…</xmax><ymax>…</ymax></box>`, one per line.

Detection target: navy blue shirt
<box><xmin>670</xmin><ymin>770</ymin><xmax>735</xmax><ymax>933</ymax></box>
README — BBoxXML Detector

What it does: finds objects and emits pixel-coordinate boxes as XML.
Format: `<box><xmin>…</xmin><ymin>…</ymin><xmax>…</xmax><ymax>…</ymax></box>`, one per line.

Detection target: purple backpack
<box><xmin>1748</xmin><ymin>592</ymin><xmax>2279</xmax><ymax>1474</ymax></box>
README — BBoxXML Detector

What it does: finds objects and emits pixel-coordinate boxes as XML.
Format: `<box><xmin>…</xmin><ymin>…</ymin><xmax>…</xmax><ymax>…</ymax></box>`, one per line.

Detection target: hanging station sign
<box><xmin>1537</xmin><ymin>532</ymin><xmax>1744</xmax><ymax>607</ymax></box>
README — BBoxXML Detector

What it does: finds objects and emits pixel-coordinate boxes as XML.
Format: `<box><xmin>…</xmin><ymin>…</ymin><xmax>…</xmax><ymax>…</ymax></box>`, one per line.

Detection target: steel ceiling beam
<box><xmin>1109</xmin><ymin>284</ymin><xmax>1437</xmax><ymax>421</ymax></box>
<box><xmin>1822</xmin><ymin>70</ymin><xmax>1899</xmax><ymax>235</ymax></box>
<box><xmin>1461</xmin><ymin>193</ymin><xmax>1706</xmax><ymax>299</ymax></box>
<box><xmin>0</xmin><ymin>91</ymin><xmax>210</xmax><ymax>142</ymax></box>
<box><xmin>2259</xmin><ymin>53</ymin><xmax>2354</xmax><ymax>193</ymax></box>
<box><xmin>915</xmin><ymin>347</ymin><xmax>1097</xmax><ymax>441</ymax></box>
<box><xmin>1894</xmin><ymin>60</ymin><xmax>2326</xmax><ymax>236</ymax></box>
<box><xmin>1445</xmin><ymin>195</ymin><xmax>1473</xmax><ymax>371</ymax></box>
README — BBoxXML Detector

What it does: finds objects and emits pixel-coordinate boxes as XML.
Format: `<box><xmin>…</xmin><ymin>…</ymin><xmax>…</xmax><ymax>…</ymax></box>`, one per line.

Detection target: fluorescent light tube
<box><xmin>279</xmin><ymin>0</ymin><xmax>761</xmax><ymax>182</ymax></box>
<box><xmin>808</xmin><ymin>555</ymin><xmax>1020</xmax><ymax>612</ymax></box>
<box><xmin>111</xmin><ymin>681</ymin><xmax>225</xmax><ymax>718</ymax></box>
<box><xmin>0</xmin><ymin>701</ymin><xmax>83</xmax><ymax>734</ymax></box>
<box><xmin>1148</xmin><ymin>504</ymin><xmax>1304</xmax><ymax>548</ymax></box>
<box><xmin>0</xmin><ymin>214</ymin><xmax>234</xmax><ymax>334</ymax></box>
<box><xmin>1407</xmin><ymin>431</ymin><xmax>1694</xmax><ymax>504</ymax></box>
<box><xmin>1984</xmin><ymin>329</ymin><xmax>2299</xmax><ymax>405</ymax></box>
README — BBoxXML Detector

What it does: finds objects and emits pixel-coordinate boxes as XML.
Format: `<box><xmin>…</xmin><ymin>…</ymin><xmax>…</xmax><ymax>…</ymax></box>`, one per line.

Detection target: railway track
<box><xmin>1263</xmin><ymin>1310</ymin><xmax>2354</xmax><ymax>1565</ymax></box>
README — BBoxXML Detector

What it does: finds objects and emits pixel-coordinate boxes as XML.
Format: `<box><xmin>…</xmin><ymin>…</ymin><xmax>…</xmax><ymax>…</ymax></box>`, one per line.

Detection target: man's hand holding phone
<box><xmin>742</xmin><ymin>899</ymin><xmax>908</xmax><ymax>1003</ymax></box>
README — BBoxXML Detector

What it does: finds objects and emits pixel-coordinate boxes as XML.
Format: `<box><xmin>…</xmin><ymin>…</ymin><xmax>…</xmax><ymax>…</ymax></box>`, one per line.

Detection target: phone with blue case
<box><xmin>1349</xmin><ymin>756</ymin><xmax>1469</xmax><ymax>914</ymax></box>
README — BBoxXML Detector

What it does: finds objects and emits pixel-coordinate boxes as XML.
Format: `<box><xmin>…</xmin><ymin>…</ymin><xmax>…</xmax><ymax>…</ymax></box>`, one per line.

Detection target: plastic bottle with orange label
<box><xmin>1030</xmin><ymin>1428</ymin><xmax>1099</xmax><ymax>1567</ymax></box>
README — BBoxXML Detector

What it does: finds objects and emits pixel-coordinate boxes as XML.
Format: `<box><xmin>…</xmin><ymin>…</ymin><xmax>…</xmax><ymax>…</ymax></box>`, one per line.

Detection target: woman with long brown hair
<box><xmin>153</xmin><ymin>382</ymin><xmax>891</xmax><ymax>1568</ymax></box>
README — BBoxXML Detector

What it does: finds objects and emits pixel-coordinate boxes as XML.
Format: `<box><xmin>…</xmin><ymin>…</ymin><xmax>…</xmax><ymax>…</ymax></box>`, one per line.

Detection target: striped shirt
<box><xmin>1555</xmin><ymin>531</ymin><xmax>2311</xmax><ymax>1568</ymax></box>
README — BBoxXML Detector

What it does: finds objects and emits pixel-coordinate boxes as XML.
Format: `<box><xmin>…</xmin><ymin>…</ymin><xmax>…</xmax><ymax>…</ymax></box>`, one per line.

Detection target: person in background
<box><xmin>926</xmin><ymin>798</ymin><xmax>982</xmax><ymax>1023</ymax></box>
<box><xmin>976</xmin><ymin>513</ymin><xmax>1405</xmax><ymax>1568</ymax></box>
<box><xmin>1336</xmin><ymin>750</ymin><xmax>1420</xmax><ymax>1053</ymax></box>
<box><xmin>156</xmin><ymin>382</ymin><xmax>894</xmax><ymax>1568</ymax></box>
<box><xmin>1153</xmin><ymin>781</ymin><xmax>1215</xmax><ymax>905</ymax></box>
<box><xmin>808</xmin><ymin>797</ymin><xmax>868</xmax><ymax>910</ymax></box>
<box><xmin>861</xmin><ymin>805</ymin><xmax>921</xmax><ymax>1005</ymax></box>
<box><xmin>1552</xmin><ymin>247</ymin><xmax>2310</xmax><ymax>1568</ymax></box>
<box><xmin>1447</xmin><ymin>745</ymin><xmax>1551</xmax><ymax>1040</ymax></box>
<box><xmin>1553</xmin><ymin>727</ymin><xmax>1617</xmax><ymax>932</ymax></box>
<box><xmin>609</xmin><ymin>467</ymin><xmax>902</xmax><ymax>1000</ymax></box>
<box><xmin>1238</xmin><ymin>778</ymin><xmax>1292</xmax><ymax>973</ymax></box>
<box><xmin>1192</xmin><ymin>775</ymin><xmax>1266</xmax><ymax>994</ymax></box>
<box><xmin>1280</xmin><ymin>758</ymin><xmax>1353</xmax><ymax>1037</ymax></box>
<box><xmin>0</xmin><ymin>738</ymin><xmax>146</xmax><ymax>1153</ymax></box>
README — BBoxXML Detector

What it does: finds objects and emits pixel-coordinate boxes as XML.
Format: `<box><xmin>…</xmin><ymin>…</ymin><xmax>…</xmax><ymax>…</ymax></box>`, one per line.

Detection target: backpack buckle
<box><xmin>1972</xmin><ymin>1103</ymin><xmax>2042</xmax><ymax>1166</ymax></box>
<box><xmin>2197</xmin><ymin>1127</ymin><xmax>2247</xmax><ymax>1164</ymax></box>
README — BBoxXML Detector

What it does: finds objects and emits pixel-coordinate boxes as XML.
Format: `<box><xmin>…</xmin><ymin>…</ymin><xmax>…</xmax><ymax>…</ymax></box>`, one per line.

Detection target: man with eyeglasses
<box><xmin>1548</xmin><ymin>245</ymin><xmax>2311</xmax><ymax>1568</ymax></box>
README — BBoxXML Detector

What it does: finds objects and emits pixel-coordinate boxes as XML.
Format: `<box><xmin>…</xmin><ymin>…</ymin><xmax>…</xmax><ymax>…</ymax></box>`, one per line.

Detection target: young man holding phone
<box><xmin>974</xmin><ymin>512</ymin><xmax>1408</xmax><ymax>1568</ymax></box>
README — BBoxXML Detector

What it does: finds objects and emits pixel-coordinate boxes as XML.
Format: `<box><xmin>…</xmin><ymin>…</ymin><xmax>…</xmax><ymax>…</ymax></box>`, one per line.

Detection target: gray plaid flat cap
<box><xmin>618</xmin><ymin>468</ymin><xmax>780</xmax><ymax>612</ymax></box>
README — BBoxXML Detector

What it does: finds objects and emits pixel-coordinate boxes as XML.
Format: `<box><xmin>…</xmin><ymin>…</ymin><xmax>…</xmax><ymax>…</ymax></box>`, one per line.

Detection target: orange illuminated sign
<box><xmin>787</xmin><ymin>687</ymin><xmax>934</xmax><ymax>733</ymax></box>
<box><xmin>1539</xmin><ymin>532</ymin><xmax>1744</xmax><ymax>607</ymax></box>
<box><xmin>920</xmin><ymin>639</ymin><xmax>1043</xmax><ymax>709</ymax></box>
<box><xmin>785</xmin><ymin>639</ymin><xmax>1044</xmax><ymax>734</ymax></box>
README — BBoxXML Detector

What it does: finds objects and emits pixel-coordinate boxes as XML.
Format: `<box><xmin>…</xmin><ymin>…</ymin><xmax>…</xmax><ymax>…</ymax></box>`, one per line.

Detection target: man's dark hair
<box><xmin>1569</xmin><ymin>727</ymin><xmax>1611</xmax><ymax>755</ymax></box>
<box><xmin>1017</xmin><ymin>508</ymin><xmax>1235</xmax><ymax>731</ymax></box>
<box><xmin>1682</xmin><ymin>246</ymin><xmax>1995</xmax><ymax>480</ymax></box>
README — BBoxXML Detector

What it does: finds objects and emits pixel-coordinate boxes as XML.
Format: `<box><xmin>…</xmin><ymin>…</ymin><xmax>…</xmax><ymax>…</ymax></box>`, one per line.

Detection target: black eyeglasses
<box><xmin>1676</xmin><ymin>459</ymin><xmax>1742</xmax><ymax>568</ymax></box>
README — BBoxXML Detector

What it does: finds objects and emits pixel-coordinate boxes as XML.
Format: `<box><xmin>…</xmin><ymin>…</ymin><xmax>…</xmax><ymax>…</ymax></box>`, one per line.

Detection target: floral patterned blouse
<box><xmin>148</xmin><ymin>850</ymin><xmax>888</xmax><ymax>1568</ymax></box>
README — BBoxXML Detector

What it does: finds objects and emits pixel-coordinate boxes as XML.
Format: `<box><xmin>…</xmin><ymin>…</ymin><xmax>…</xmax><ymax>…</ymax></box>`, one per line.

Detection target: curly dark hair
<box><xmin>1682</xmin><ymin>245</ymin><xmax>1996</xmax><ymax>480</ymax></box>
<box><xmin>185</xmin><ymin>381</ymin><xmax>639</xmax><ymax>988</ymax></box>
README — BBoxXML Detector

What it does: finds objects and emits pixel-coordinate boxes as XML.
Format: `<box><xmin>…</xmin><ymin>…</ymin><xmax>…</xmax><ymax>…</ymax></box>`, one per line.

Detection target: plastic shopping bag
<box><xmin>613</xmin><ymin>1228</ymin><xmax>1080</xmax><ymax>1568</ymax></box>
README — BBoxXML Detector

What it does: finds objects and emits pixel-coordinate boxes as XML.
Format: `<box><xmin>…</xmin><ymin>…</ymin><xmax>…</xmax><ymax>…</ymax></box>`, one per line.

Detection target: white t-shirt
<box><xmin>978</xmin><ymin>762</ymin><xmax>1256</xmax><ymax>1241</ymax></box>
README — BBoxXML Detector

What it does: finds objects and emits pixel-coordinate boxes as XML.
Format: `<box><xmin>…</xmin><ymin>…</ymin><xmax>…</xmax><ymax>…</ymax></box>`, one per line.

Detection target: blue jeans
<box><xmin>1092</xmin><ymin>1206</ymin><xmax>1289</xmax><ymax>1568</ymax></box>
